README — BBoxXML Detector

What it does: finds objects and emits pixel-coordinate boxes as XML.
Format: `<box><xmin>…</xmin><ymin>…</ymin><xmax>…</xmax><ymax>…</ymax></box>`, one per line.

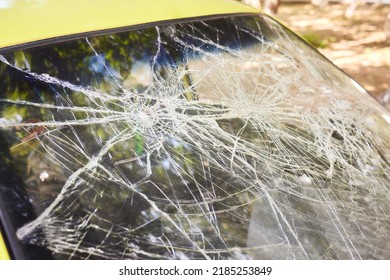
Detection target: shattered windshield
<box><xmin>0</xmin><ymin>15</ymin><xmax>389</xmax><ymax>260</ymax></box>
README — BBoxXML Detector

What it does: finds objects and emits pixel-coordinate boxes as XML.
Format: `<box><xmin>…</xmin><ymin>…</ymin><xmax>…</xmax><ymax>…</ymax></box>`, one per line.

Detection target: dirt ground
<box><xmin>276</xmin><ymin>2</ymin><xmax>390</xmax><ymax>104</ymax></box>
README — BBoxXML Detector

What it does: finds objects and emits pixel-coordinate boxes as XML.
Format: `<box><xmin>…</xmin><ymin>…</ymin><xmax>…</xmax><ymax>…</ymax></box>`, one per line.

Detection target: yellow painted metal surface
<box><xmin>0</xmin><ymin>0</ymin><xmax>259</xmax><ymax>50</ymax></box>
<box><xmin>0</xmin><ymin>230</ymin><xmax>10</xmax><ymax>260</ymax></box>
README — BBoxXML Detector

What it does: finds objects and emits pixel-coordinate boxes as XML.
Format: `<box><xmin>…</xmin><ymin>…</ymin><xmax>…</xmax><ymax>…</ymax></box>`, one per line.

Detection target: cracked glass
<box><xmin>0</xmin><ymin>15</ymin><xmax>390</xmax><ymax>259</ymax></box>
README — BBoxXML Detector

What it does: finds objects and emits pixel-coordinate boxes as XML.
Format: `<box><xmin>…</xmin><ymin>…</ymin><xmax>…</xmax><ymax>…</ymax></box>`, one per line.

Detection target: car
<box><xmin>0</xmin><ymin>0</ymin><xmax>389</xmax><ymax>260</ymax></box>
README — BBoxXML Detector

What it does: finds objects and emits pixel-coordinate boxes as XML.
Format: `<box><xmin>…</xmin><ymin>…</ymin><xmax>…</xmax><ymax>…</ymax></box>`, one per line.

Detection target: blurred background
<box><xmin>240</xmin><ymin>0</ymin><xmax>390</xmax><ymax>109</ymax></box>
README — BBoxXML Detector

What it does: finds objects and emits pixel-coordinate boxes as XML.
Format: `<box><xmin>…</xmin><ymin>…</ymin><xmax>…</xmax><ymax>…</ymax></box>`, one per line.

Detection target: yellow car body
<box><xmin>0</xmin><ymin>231</ymin><xmax>10</xmax><ymax>259</ymax></box>
<box><xmin>0</xmin><ymin>0</ymin><xmax>258</xmax><ymax>51</ymax></box>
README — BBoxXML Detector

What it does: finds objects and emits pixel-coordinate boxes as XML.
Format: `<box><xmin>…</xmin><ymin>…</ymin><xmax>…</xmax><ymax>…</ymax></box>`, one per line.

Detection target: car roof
<box><xmin>0</xmin><ymin>0</ymin><xmax>259</xmax><ymax>52</ymax></box>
